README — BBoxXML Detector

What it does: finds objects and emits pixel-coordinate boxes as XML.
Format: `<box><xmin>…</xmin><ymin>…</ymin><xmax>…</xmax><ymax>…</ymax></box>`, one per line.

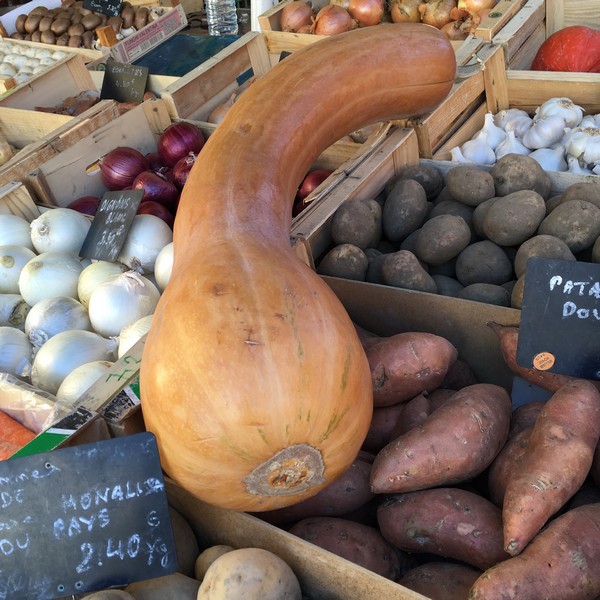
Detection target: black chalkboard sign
<box><xmin>516</xmin><ymin>257</ymin><xmax>600</xmax><ymax>380</ymax></box>
<box><xmin>79</xmin><ymin>189</ymin><xmax>143</xmax><ymax>261</ymax></box>
<box><xmin>0</xmin><ymin>432</ymin><xmax>177</xmax><ymax>599</ymax></box>
<box><xmin>83</xmin><ymin>0</ymin><xmax>122</xmax><ymax>17</ymax></box>
<box><xmin>100</xmin><ymin>61</ymin><xmax>149</xmax><ymax>104</ymax></box>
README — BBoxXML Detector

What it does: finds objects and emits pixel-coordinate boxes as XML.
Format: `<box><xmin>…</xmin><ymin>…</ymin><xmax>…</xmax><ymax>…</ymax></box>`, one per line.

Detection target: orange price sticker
<box><xmin>533</xmin><ymin>352</ymin><xmax>555</xmax><ymax>371</ymax></box>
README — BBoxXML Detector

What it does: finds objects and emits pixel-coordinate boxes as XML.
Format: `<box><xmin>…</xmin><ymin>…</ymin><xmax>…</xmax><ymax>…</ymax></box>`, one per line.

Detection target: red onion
<box><xmin>296</xmin><ymin>169</ymin><xmax>334</xmax><ymax>202</ymax></box>
<box><xmin>157</xmin><ymin>122</ymin><xmax>206</xmax><ymax>168</ymax></box>
<box><xmin>311</xmin><ymin>4</ymin><xmax>355</xmax><ymax>35</ymax></box>
<box><xmin>137</xmin><ymin>200</ymin><xmax>175</xmax><ymax>229</ymax></box>
<box><xmin>132</xmin><ymin>170</ymin><xmax>180</xmax><ymax>213</ymax></box>
<box><xmin>146</xmin><ymin>151</ymin><xmax>165</xmax><ymax>171</ymax></box>
<box><xmin>280</xmin><ymin>0</ymin><xmax>313</xmax><ymax>32</ymax></box>
<box><xmin>348</xmin><ymin>0</ymin><xmax>384</xmax><ymax>26</ymax></box>
<box><xmin>67</xmin><ymin>195</ymin><xmax>101</xmax><ymax>216</ymax></box>
<box><xmin>171</xmin><ymin>152</ymin><xmax>197</xmax><ymax>190</ymax></box>
<box><xmin>99</xmin><ymin>146</ymin><xmax>149</xmax><ymax>191</ymax></box>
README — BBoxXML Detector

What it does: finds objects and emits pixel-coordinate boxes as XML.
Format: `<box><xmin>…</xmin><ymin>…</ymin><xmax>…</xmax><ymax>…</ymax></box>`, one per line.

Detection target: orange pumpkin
<box><xmin>140</xmin><ymin>23</ymin><xmax>456</xmax><ymax>511</ymax></box>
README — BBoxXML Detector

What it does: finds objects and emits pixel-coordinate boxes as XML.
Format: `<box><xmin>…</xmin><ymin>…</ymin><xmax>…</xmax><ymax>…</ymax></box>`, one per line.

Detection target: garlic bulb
<box><xmin>567</xmin><ymin>155</ymin><xmax>594</xmax><ymax>175</ymax></box>
<box><xmin>495</xmin><ymin>108</ymin><xmax>532</xmax><ymax>138</ymax></box>
<box><xmin>30</xmin><ymin>329</ymin><xmax>118</xmax><ymax>395</ymax></box>
<box><xmin>528</xmin><ymin>146</ymin><xmax>568</xmax><ymax>172</ymax></box>
<box><xmin>450</xmin><ymin>145</ymin><xmax>473</xmax><ymax>163</ymax></box>
<box><xmin>479</xmin><ymin>112</ymin><xmax>506</xmax><ymax>150</ymax></box>
<box><xmin>521</xmin><ymin>115</ymin><xmax>566</xmax><ymax>150</ymax></box>
<box><xmin>580</xmin><ymin>114</ymin><xmax>600</xmax><ymax>129</ymax></box>
<box><xmin>495</xmin><ymin>130</ymin><xmax>531</xmax><ymax>160</ymax></box>
<box><xmin>565</xmin><ymin>127</ymin><xmax>600</xmax><ymax>164</ymax></box>
<box><xmin>535</xmin><ymin>97</ymin><xmax>584</xmax><ymax>129</ymax></box>
<box><xmin>0</xmin><ymin>326</ymin><xmax>32</xmax><ymax>379</ymax></box>
<box><xmin>458</xmin><ymin>131</ymin><xmax>496</xmax><ymax>165</ymax></box>
<box><xmin>30</xmin><ymin>208</ymin><xmax>91</xmax><ymax>256</ymax></box>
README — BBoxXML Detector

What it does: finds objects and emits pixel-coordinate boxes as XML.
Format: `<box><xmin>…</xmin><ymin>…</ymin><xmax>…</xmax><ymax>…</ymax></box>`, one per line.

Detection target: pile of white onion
<box><xmin>0</xmin><ymin>205</ymin><xmax>174</xmax><ymax>412</ymax></box>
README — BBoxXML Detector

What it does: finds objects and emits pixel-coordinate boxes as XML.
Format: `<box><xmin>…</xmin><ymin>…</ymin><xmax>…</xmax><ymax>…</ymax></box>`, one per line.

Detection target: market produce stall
<box><xmin>0</xmin><ymin>1</ymin><xmax>599</xmax><ymax>598</ymax></box>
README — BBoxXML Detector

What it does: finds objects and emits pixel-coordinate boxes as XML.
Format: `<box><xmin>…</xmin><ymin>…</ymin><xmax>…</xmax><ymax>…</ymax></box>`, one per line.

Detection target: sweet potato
<box><xmin>254</xmin><ymin>458</ymin><xmax>374</xmax><ymax>526</ymax></box>
<box><xmin>370</xmin><ymin>383</ymin><xmax>511</xmax><ymax>494</ymax></box>
<box><xmin>593</xmin><ymin>441</ymin><xmax>600</xmax><ymax>485</ymax></box>
<box><xmin>377</xmin><ymin>487</ymin><xmax>509</xmax><ymax>570</ymax></box>
<box><xmin>399</xmin><ymin>562</ymin><xmax>482</xmax><ymax>600</ymax></box>
<box><xmin>362</xmin><ymin>403</ymin><xmax>406</xmax><ymax>454</ymax></box>
<box><xmin>441</xmin><ymin>357</ymin><xmax>478</xmax><ymax>390</ymax></box>
<box><xmin>503</xmin><ymin>379</ymin><xmax>600</xmax><ymax>556</ymax></box>
<box><xmin>487</xmin><ymin>322</ymin><xmax>600</xmax><ymax>394</ymax></box>
<box><xmin>508</xmin><ymin>401</ymin><xmax>545</xmax><ymax>438</ymax></box>
<box><xmin>487</xmin><ymin>427</ymin><xmax>532</xmax><ymax>507</ymax></box>
<box><xmin>469</xmin><ymin>504</ymin><xmax>600</xmax><ymax>599</ymax></box>
<box><xmin>365</xmin><ymin>331</ymin><xmax>458</xmax><ymax>407</ymax></box>
<box><xmin>288</xmin><ymin>516</ymin><xmax>415</xmax><ymax>581</ymax></box>
<box><xmin>390</xmin><ymin>392</ymin><xmax>430</xmax><ymax>437</ymax></box>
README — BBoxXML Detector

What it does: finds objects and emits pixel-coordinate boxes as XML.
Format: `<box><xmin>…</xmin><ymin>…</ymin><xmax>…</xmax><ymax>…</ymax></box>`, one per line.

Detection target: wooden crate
<box><xmin>432</xmin><ymin>68</ymin><xmax>600</xmax><ymax>160</ymax></box>
<box><xmin>0</xmin><ymin>99</ymin><xmax>121</xmax><ymax>187</ymax></box>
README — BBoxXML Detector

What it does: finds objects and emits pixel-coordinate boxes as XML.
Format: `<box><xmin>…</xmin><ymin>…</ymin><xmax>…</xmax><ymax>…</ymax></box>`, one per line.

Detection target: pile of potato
<box><xmin>252</xmin><ymin>326</ymin><xmax>600</xmax><ymax>599</ymax></box>
<box><xmin>317</xmin><ymin>153</ymin><xmax>600</xmax><ymax>309</ymax></box>
<box><xmin>10</xmin><ymin>0</ymin><xmax>163</xmax><ymax>49</ymax></box>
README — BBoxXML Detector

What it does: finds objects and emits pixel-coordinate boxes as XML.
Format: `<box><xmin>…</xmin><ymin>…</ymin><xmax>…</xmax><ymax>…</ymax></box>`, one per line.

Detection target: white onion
<box><xmin>30</xmin><ymin>329</ymin><xmax>118</xmax><ymax>395</ymax></box>
<box><xmin>0</xmin><ymin>214</ymin><xmax>34</xmax><ymax>250</ymax></box>
<box><xmin>0</xmin><ymin>294</ymin><xmax>31</xmax><ymax>330</ymax></box>
<box><xmin>30</xmin><ymin>208</ymin><xmax>91</xmax><ymax>255</ymax></box>
<box><xmin>18</xmin><ymin>251</ymin><xmax>84</xmax><ymax>306</ymax></box>
<box><xmin>0</xmin><ymin>326</ymin><xmax>33</xmax><ymax>378</ymax></box>
<box><xmin>25</xmin><ymin>296</ymin><xmax>92</xmax><ymax>351</ymax></box>
<box><xmin>118</xmin><ymin>314</ymin><xmax>153</xmax><ymax>358</ymax></box>
<box><xmin>88</xmin><ymin>271</ymin><xmax>160</xmax><ymax>338</ymax></box>
<box><xmin>56</xmin><ymin>360</ymin><xmax>114</xmax><ymax>405</ymax></box>
<box><xmin>154</xmin><ymin>242</ymin><xmax>173</xmax><ymax>291</ymax></box>
<box><xmin>0</xmin><ymin>245</ymin><xmax>36</xmax><ymax>293</ymax></box>
<box><xmin>118</xmin><ymin>214</ymin><xmax>173</xmax><ymax>274</ymax></box>
<box><xmin>77</xmin><ymin>261</ymin><xmax>129</xmax><ymax>308</ymax></box>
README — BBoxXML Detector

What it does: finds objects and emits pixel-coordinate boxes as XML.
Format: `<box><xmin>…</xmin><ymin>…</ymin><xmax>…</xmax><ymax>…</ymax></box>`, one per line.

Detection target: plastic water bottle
<box><xmin>206</xmin><ymin>0</ymin><xmax>239</xmax><ymax>36</ymax></box>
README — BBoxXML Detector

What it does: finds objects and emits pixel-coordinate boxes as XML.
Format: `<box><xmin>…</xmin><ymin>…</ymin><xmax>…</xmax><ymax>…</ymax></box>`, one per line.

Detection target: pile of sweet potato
<box><xmin>253</xmin><ymin>325</ymin><xmax>600</xmax><ymax>599</ymax></box>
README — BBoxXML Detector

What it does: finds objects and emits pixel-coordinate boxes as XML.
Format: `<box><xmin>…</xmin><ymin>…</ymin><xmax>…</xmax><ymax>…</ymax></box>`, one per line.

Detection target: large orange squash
<box><xmin>140</xmin><ymin>23</ymin><xmax>456</xmax><ymax>511</ymax></box>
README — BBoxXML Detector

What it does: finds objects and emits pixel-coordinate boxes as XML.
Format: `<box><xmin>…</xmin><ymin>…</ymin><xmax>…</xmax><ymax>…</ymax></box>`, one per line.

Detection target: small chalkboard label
<box><xmin>0</xmin><ymin>432</ymin><xmax>177</xmax><ymax>599</ymax></box>
<box><xmin>516</xmin><ymin>257</ymin><xmax>600</xmax><ymax>380</ymax></box>
<box><xmin>83</xmin><ymin>0</ymin><xmax>122</xmax><ymax>16</ymax></box>
<box><xmin>79</xmin><ymin>189</ymin><xmax>143</xmax><ymax>262</ymax></box>
<box><xmin>100</xmin><ymin>60</ymin><xmax>149</xmax><ymax>104</ymax></box>
<box><xmin>279</xmin><ymin>51</ymin><xmax>292</xmax><ymax>62</ymax></box>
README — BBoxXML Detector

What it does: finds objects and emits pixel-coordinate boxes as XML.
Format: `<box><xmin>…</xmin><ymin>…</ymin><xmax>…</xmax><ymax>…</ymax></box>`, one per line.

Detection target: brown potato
<box><xmin>455</xmin><ymin>240</ymin><xmax>513</xmax><ymax>286</ymax></box>
<box><xmin>382</xmin><ymin>178</ymin><xmax>428</xmax><ymax>242</ymax></box>
<box><xmin>380</xmin><ymin>249</ymin><xmax>437</xmax><ymax>293</ymax></box>
<box><xmin>370</xmin><ymin>383</ymin><xmax>511</xmax><ymax>493</ymax></box>
<box><xmin>490</xmin><ymin>153</ymin><xmax>552</xmax><ymax>199</ymax></box>
<box><xmin>289</xmin><ymin>516</ymin><xmax>413</xmax><ymax>580</ymax></box>
<box><xmin>482</xmin><ymin>189</ymin><xmax>546</xmax><ymax>246</ymax></box>
<box><xmin>330</xmin><ymin>198</ymin><xmax>382</xmax><ymax>249</ymax></box>
<box><xmin>456</xmin><ymin>283</ymin><xmax>511</xmax><ymax>307</ymax></box>
<box><xmin>513</xmin><ymin>234</ymin><xmax>576</xmax><ymax>278</ymax></box>
<box><xmin>385</xmin><ymin>163</ymin><xmax>444</xmax><ymax>200</ymax></box>
<box><xmin>444</xmin><ymin>164</ymin><xmax>496</xmax><ymax>207</ymax></box>
<box><xmin>377</xmin><ymin>487</ymin><xmax>509</xmax><ymax>570</ymax></box>
<box><xmin>317</xmin><ymin>243</ymin><xmax>368</xmax><ymax>281</ymax></box>
<box><xmin>414</xmin><ymin>214</ymin><xmax>471</xmax><ymax>265</ymax></box>
<box><xmin>365</xmin><ymin>331</ymin><xmax>458</xmax><ymax>407</ymax></box>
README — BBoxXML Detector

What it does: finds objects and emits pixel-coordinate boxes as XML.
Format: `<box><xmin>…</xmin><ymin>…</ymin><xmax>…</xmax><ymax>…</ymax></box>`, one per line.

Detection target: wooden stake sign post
<box><xmin>517</xmin><ymin>257</ymin><xmax>600</xmax><ymax>380</ymax></box>
<box><xmin>0</xmin><ymin>432</ymin><xmax>177</xmax><ymax>598</ymax></box>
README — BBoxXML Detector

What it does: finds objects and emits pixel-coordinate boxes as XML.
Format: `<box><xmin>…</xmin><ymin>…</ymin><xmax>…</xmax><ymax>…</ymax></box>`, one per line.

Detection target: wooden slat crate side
<box><xmin>0</xmin><ymin>54</ymin><xmax>95</xmax><ymax>111</ymax></box>
<box><xmin>0</xmin><ymin>181</ymin><xmax>41</xmax><ymax>221</ymax></box>
<box><xmin>503</xmin><ymin>20</ymin><xmax>547</xmax><ymax>70</ymax></box>
<box><xmin>474</xmin><ymin>0</ymin><xmax>529</xmax><ymax>42</ymax></box>
<box><xmin>545</xmin><ymin>0</ymin><xmax>600</xmax><ymax>35</ymax></box>
<box><xmin>0</xmin><ymin>100</ymin><xmax>120</xmax><ymax>188</ymax></box>
<box><xmin>0</xmin><ymin>108</ymin><xmax>72</xmax><ymax>149</ymax></box>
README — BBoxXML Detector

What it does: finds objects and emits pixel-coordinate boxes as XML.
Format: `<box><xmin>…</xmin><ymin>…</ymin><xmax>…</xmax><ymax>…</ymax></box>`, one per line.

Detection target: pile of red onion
<box><xmin>79</xmin><ymin>122</ymin><xmax>206</xmax><ymax>228</ymax></box>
